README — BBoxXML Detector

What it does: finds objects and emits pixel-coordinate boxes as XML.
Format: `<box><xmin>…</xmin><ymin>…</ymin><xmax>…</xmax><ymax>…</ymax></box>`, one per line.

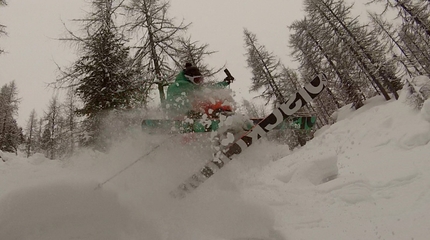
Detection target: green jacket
<box><xmin>166</xmin><ymin>71</ymin><xmax>229</xmax><ymax>117</ymax></box>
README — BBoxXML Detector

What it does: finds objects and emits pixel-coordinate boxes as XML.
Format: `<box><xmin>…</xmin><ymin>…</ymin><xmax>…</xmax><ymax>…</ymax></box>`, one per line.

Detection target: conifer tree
<box><xmin>40</xmin><ymin>127</ymin><xmax>51</xmax><ymax>156</ymax></box>
<box><xmin>398</xmin><ymin>23</ymin><xmax>430</xmax><ymax>75</ymax></box>
<box><xmin>57</xmin><ymin>0</ymin><xmax>139</xmax><ymax>149</ymax></box>
<box><xmin>368</xmin><ymin>0</ymin><xmax>430</xmax><ymax>76</ymax></box>
<box><xmin>62</xmin><ymin>88</ymin><xmax>79</xmax><ymax>156</ymax></box>
<box><xmin>42</xmin><ymin>96</ymin><xmax>61</xmax><ymax>159</ymax></box>
<box><xmin>25</xmin><ymin>109</ymin><xmax>38</xmax><ymax>158</ymax></box>
<box><xmin>34</xmin><ymin>118</ymin><xmax>44</xmax><ymax>153</ymax></box>
<box><xmin>369</xmin><ymin>0</ymin><xmax>430</xmax><ymax>37</ymax></box>
<box><xmin>304</xmin><ymin>0</ymin><xmax>402</xmax><ymax>101</ymax></box>
<box><xmin>243</xmin><ymin>29</ymin><xmax>287</xmax><ymax>106</ymax></box>
<box><xmin>125</xmin><ymin>0</ymin><xmax>189</xmax><ymax>104</ymax></box>
<box><xmin>174</xmin><ymin>36</ymin><xmax>223</xmax><ymax>80</ymax></box>
<box><xmin>0</xmin><ymin>81</ymin><xmax>21</xmax><ymax>153</ymax></box>
<box><xmin>289</xmin><ymin>18</ymin><xmax>364</xmax><ymax>111</ymax></box>
<box><xmin>368</xmin><ymin>12</ymin><xmax>427</xmax><ymax>77</ymax></box>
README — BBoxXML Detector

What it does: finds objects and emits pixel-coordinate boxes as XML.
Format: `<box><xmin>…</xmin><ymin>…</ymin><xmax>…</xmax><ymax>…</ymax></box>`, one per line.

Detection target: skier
<box><xmin>166</xmin><ymin>63</ymin><xmax>257</xmax><ymax>148</ymax></box>
<box><xmin>166</xmin><ymin>63</ymin><xmax>234</xmax><ymax>119</ymax></box>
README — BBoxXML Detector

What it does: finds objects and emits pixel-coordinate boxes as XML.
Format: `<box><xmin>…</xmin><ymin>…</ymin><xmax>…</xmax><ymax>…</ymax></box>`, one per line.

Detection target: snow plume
<box><xmin>94</xmin><ymin>107</ymin><xmax>170</xmax><ymax>151</ymax></box>
<box><xmin>90</xmin><ymin>131</ymin><xmax>288</xmax><ymax>240</ymax></box>
<box><xmin>0</xmin><ymin>120</ymin><xmax>290</xmax><ymax>239</ymax></box>
<box><xmin>194</xmin><ymin>86</ymin><xmax>237</xmax><ymax>111</ymax></box>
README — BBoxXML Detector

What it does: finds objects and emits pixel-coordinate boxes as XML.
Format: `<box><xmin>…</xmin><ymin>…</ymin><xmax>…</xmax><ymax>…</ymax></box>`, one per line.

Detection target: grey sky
<box><xmin>0</xmin><ymin>0</ymin><xmax>367</xmax><ymax>126</ymax></box>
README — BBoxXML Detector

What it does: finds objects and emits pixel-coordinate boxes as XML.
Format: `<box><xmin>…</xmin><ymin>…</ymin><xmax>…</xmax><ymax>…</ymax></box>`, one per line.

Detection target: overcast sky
<box><xmin>0</xmin><ymin>0</ymin><xmax>368</xmax><ymax>127</ymax></box>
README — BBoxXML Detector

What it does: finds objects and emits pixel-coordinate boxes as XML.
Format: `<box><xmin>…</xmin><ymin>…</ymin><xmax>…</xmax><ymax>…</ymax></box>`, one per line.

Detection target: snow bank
<box><xmin>238</xmin><ymin>87</ymin><xmax>430</xmax><ymax>239</ymax></box>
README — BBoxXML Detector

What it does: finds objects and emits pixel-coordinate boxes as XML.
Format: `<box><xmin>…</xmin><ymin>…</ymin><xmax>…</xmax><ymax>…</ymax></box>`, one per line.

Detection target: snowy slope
<box><xmin>237</xmin><ymin>92</ymin><xmax>430</xmax><ymax>240</ymax></box>
<box><xmin>0</xmin><ymin>80</ymin><xmax>430</xmax><ymax>240</ymax></box>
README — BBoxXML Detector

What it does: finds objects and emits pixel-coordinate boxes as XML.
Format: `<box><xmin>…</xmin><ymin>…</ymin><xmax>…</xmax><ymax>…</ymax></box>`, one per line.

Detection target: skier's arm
<box><xmin>211</xmin><ymin>75</ymin><xmax>235</xmax><ymax>88</ymax></box>
<box><xmin>207</xmin><ymin>69</ymin><xmax>235</xmax><ymax>88</ymax></box>
<box><xmin>212</xmin><ymin>80</ymin><xmax>230</xmax><ymax>88</ymax></box>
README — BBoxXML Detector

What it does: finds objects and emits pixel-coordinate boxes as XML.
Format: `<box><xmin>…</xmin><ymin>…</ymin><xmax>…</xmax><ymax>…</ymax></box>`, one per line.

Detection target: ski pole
<box><xmin>224</xmin><ymin>69</ymin><xmax>234</xmax><ymax>89</ymax></box>
<box><xmin>94</xmin><ymin>135</ymin><xmax>172</xmax><ymax>190</ymax></box>
<box><xmin>224</xmin><ymin>69</ymin><xmax>233</xmax><ymax>79</ymax></box>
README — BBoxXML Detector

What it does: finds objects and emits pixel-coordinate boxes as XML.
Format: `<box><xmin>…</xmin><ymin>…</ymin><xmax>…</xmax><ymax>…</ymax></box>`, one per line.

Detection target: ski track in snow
<box><xmin>1</xmin><ymin>81</ymin><xmax>430</xmax><ymax>239</ymax></box>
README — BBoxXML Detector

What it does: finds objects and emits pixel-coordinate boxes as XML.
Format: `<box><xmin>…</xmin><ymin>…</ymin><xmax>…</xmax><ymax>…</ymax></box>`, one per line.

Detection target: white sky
<box><xmin>0</xmin><ymin>0</ymin><xmax>368</xmax><ymax>127</ymax></box>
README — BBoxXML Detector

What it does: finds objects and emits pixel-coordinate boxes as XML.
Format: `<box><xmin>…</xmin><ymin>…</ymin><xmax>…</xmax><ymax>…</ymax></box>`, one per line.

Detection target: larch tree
<box><xmin>243</xmin><ymin>28</ymin><xmax>287</xmax><ymax>107</ymax></box>
<box><xmin>42</xmin><ymin>96</ymin><xmax>62</xmax><ymax>160</ymax></box>
<box><xmin>368</xmin><ymin>0</ymin><xmax>430</xmax><ymax>37</ymax></box>
<box><xmin>368</xmin><ymin>0</ymin><xmax>430</xmax><ymax>76</ymax></box>
<box><xmin>124</xmin><ymin>0</ymin><xmax>189</xmax><ymax>104</ymax></box>
<box><xmin>173</xmin><ymin>36</ymin><xmax>223</xmax><ymax>80</ymax></box>
<box><xmin>0</xmin><ymin>81</ymin><xmax>21</xmax><ymax>154</ymax></box>
<box><xmin>368</xmin><ymin>12</ymin><xmax>427</xmax><ymax>77</ymax></box>
<box><xmin>399</xmin><ymin>25</ymin><xmax>430</xmax><ymax>74</ymax></box>
<box><xmin>304</xmin><ymin>0</ymin><xmax>402</xmax><ymax>101</ymax></box>
<box><xmin>34</xmin><ymin>118</ymin><xmax>44</xmax><ymax>153</ymax></box>
<box><xmin>25</xmin><ymin>109</ymin><xmax>38</xmax><ymax>158</ymax></box>
<box><xmin>289</xmin><ymin>17</ymin><xmax>363</xmax><ymax>113</ymax></box>
<box><xmin>62</xmin><ymin>88</ymin><xmax>79</xmax><ymax>156</ymax></box>
<box><xmin>57</xmin><ymin>0</ymin><xmax>139</xmax><ymax>149</ymax></box>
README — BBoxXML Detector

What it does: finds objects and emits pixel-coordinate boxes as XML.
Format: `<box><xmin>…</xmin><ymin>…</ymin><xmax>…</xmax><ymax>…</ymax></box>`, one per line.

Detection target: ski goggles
<box><xmin>185</xmin><ymin>75</ymin><xmax>204</xmax><ymax>85</ymax></box>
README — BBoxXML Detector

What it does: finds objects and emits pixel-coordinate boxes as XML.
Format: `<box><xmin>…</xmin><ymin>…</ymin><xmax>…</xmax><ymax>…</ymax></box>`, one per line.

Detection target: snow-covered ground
<box><xmin>1</xmin><ymin>81</ymin><xmax>430</xmax><ymax>240</ymax></box>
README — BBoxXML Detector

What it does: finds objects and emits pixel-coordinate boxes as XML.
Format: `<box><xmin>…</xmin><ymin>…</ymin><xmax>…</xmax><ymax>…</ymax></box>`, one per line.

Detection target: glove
<box><xmin>224</xmin><ymin>76</ymin><xmax>235</xmax><ymax>84</ymax></box>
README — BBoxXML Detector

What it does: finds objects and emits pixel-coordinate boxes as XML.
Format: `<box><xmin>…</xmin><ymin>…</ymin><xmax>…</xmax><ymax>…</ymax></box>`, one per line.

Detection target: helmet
<box><xmin>183</xmin><ymin>63</ymin><xmax>203</xmax><ymax>85</ymax></box>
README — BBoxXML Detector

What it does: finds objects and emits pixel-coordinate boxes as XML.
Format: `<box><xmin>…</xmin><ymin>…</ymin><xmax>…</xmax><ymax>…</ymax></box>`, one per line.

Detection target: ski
<box><xmin>170</xmin><ymin>74</ymin><xmax>327</xmax><ymax>198</ymax></box>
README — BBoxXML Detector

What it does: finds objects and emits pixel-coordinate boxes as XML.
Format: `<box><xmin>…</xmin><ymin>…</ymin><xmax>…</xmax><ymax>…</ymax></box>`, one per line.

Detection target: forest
<box><xmin>0</xmin><ymin>0</ymin><xmax>429</xmax><ymax>159</ymax></box>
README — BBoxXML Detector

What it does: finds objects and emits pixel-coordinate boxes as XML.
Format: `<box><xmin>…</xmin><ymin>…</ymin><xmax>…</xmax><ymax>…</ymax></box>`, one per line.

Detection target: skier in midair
<box><xmin>166</xmin><ymin>63</ymin><xmax>234</xmax><ymax>120</ymax></box>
